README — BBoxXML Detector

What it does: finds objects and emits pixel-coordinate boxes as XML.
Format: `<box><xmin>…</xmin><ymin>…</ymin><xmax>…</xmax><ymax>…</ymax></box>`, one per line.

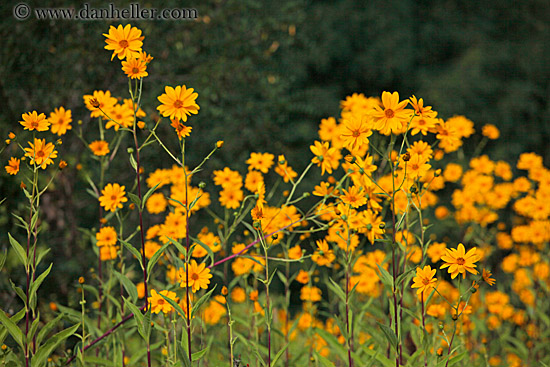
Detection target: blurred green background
<box><xmin>1</xmin><ymin>0</ymin><xmax>549</xmax><ymax>304</ymax></box>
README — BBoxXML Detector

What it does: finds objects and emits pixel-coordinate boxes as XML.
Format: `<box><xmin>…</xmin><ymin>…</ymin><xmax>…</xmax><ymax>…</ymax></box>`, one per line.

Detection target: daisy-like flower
<box><xmin>310</xmin><ymin>141</ymin><xmax>340</xmax><ymax>175</ymax></box>
<box><xmin>20</xmin><ymin>111</ymin><xmax>50</xmax><ymax>132</ymax></box>
<box><xmin>157</xmin><ymin>85</ymin><xmax>200</xmax><ymax>122</ymax></box>
<box><xmin>405</xmin><ymin>154</ymin><xmax>431</xmax><ymax>180</ymax></box>
<box><xmin>482</xmin><ymin>124</ymin><xmax>500</xmax><ymax>140</ymax></box>
<box><xmin>95</xmin><ymin>226</ymin><xmax>117</xmax><ymax>247</ymax></box>
<box><xmin>411</xmin><ymin>265</ymin><xmax>437</xmax><ymax>295</ymax></box>
<box><xmin>170</xmin><ymin>118</ymin><xmax>192</xmax><ymax>140</ymax></box>
<box><xmin>370</xmin><ymin>91</ymin><xmax>411</xmax><ymax>135</ymax></box>
<box><xmin>482</xmin><ymin>269</ymin><xmax>496</xmax><ymax>286</ymax></box>
<box><xmin>340</xmin><ymin>117</ymin><xmax>372</xmax><ymax>152</ymax></box>
<box><xmin>89</xmin><ymin>140</ymin><xmax>110</xmax><ymax>156</ymax></box>
<box><xmin>246</xmin><ymin>152</ymin><xmax>275</xmax><ymax>173</ymax></box>
<box><xmin>148</xmin><ymin>289</ymin><xmax>179</xmax><ymax>314</ymax></box>
<box><xmin>213</xmin><ymin>167</ymin><xmax>242</xmax><ymax>189</ymax></box>
<box><xmin>83</xmin><ymin>91</ymin><xmax>118</xmax><ymax>118</ymax></box>
<box><xmin>121</xmin><ymin>57</ymin><xmax>148</xmax><ymax>79</ymax></box>
<box><xmin>24</xmin><ymin>138</ymin><xmax>58</xmax><ymax>169</ymax></box>
<box><xmin>440</xmin><ymin>243</ymin><xmax>480</xmax><ymax>279</ymax></box>
<box><xmin>340</xmin><ymin>185</ymin><xmax>367</xmax><ymax>208</ymax></box>
<box><xmin>178</xmin><ymin>260</ymin><xmax>213</xmax><ymax>293</ymax></box>
<box><xmin>5</xmin><ymin>157</ymin><xmax>20</xmax><ymax>175</ymax></box>
<box><xmin>311</xmin><ymin>239</ymin><xmax>335</xmax><ymax>267</ymax></box>
<box><xmin>105</xmin><ymin>104</ymin><xmax>134</xmax><ymax>131</ymax></box>
<box><xmin>219</xmin><ymin>188</ymin><xmax>243</xmax><ymax>209</ymax></box>
<box><xmin>99</xmin><ymin>183</ymin><xmax>128</xmax><ymax>212</ymax></box>
<box><xmin>48</xmin><ymin>107</ymin><xmax>72</xmax><ymax>136</ymax></box>
<box><xmin>103</xmin><ymin>24</ymin><xmax>144</xmax><ymax>61</ymax></box>
<box><xmin>145</xmin><ymin>192</ymin><xmax>168</xmax><ymax>214</ymax></box>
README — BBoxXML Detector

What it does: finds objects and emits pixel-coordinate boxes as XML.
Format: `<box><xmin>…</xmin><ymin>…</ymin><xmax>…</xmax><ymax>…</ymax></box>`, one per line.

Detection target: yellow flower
<box><xmin>311</xmin><ymin>239</ymin><xmax>335</xmax><ymax>266</ymax></box>
<box><xmin>340</xmin><ymin>116</ymin><xmax>372</xmax><ymax>151</ymax></box>
<box><xmin>88</xmin><ymin>140</ymin><xmax>110</xmax><ymax>156</ymax></box>
<box><xmin>246</xmin><ymin>152</ymin><xmax>275</xmax><ymax>173</ymax></box>
<box><xmin>83</xmin><ymin>90</ymin><xmax>118</xmax><ymax>118</ymax></box>
<box><xmin>370</xmin><ymin>91</ymin><xmax>411</xmax><ymax>135</ymax></box>
<box><xmin>170</xmin><ymin>118</ymin><xmax>192</xmax><ymax>140</ymax></box>
<box><xmin>105</xmin><ymin>104</ymin><xmax>134</xmax><ymax>131</ymax></box>
<box><xmin>300</xmin><ymin>286</ymin><xmax>322</xmax><ymax>302</ymax></box>
<box><xmin>145</xmin><ymin>192</ymin><xmax>167</xmax><ymax>214</ymax></box>
<box><xmin>103</xmin><ymin>24</ymin><xmax>144</xmax><ymax>60</ymax></box>
<box><xmin>148</xmin><ymin>289</ymin><xmax>178</xmax><ymax>314</ymax></box>
<box><xmin>482</xmin><ymin>124</ymin><xmax>500</xmax><ymax>140</ymax></box>
<box><xmin>310</xmin><ymin>141</ymin><xmax>340</xmax><ymax>175</ymax></box>
<box><xmin>95</xmin><ymin>226</ymin><xmax>117</xmax><ymax>247</ymax></box>
<box><xmin>24</xmin><ymin>138</ymin><xmax>58</xmax><ymax>169</ymax></box>
<box><xmin>482</xmin><ymin>269</ymin><xmax>496</xmax><ymax>286</ymax></box>
<box><xmin>440</xmin><ymin>243</ymin><xmax>480</xmax><ymax>279</ymax></box>
<box><xmin>411</xmin><ymin>265</ymin><xmax>437</xmax><ymax>295</ymax></box>
<box><xmin>5</xmin><ymin>157</ymin><xmax>20</xmax><ymax>175</ymax></box>
<box><xmin>99</xmin><ymin>183</ymin><xmax>128</xmax><ymax>212</ymax></box>
<box><xmin>219</xmin><ymin>188</ymin><xmax>243</xmax><ymax>209</ymax></box>
<box><xmin>178</xmin><ymin>260</ymin><xmax>213</xmax><ymax>293</ymax></box>
<box><xmin>20</xmin><ymin>111</ymin><xmax>50</xmax><ymax>132</ymax></box>
<box><xmin>121</xmin><ymin>57</ymin><xmax>148</xmax><ymax>79</ymax></box>
<box><xmin>340</xmin><ymin>185</ymin><xmax>367</xmax><ymax>208</ymax></box>
<box><xmin>157</xmin><ymin>85</ymin><xmax>200</xmax><ymax>122</ymax></box>
<box><xmin>48</xmin><ymin>107</ymin><xmax>72</xmax><ymax>136</ymax></box>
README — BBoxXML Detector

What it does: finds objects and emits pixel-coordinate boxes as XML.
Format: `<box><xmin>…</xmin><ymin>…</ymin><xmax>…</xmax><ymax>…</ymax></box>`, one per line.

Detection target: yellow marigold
<box><xmin>99</xmin><ymin>183</ymin><xmax>128</xmax><ymax>212</ymax></box>
<box><xmin>370</xmin><ymin>91</ymin><xmax>411</xmax><ymax>135</ymax></box>
<box><xmin>121</xmin><ymin>57</ymin><xmax>148</xmax><ymax>79</ymax></box>
<box><xmin>148</xmin><ymin>289</ymin><xmax>178</xmax><ymax>314</ymax></box>
<box><xmin>89</xmin><ymin>140</ymin><xmax>110</xmax><ymax>156</ymax></box>
<box><xmin>20</xmin><ymin>111</ymin><xmax>50</xmax><ymax>132</ymax></box>
<box><xmin>411</xmin><ymin>265</ymin><xmax>437</xmax><ymax>296</ymax></box>
<box><xmin>95</xmin><ymin>226</ymin><xmax>117</xmax><ymax>247</ymax></box>
<box><xmin>440</xmin><ymin>243</ymin><xmax>480</xmax><ymax>279</ymax></box>
<box><xmin>24</xmin><ymin>138</ymin><xmax>58</xmax><ymax>169</ymax></box>
<box><xmin>246</xmin><ymin>152</ymin><xmax>275</xmax><ymax>173</ymax></box>
<box><xmin>5</xmin><ymin>157</ymin><xmax>20</xmax><ymax>175</ymax></box>
<box><xmin>178</xmin><ymin>260</ymin><xmax>212</xmax><ymax>293</ymax></box>
<box><xmin>103</xmin><ymin>24</ymin><xmax>144</xmax><ymax>60</ymax></box>
<box><xmin>48</xmin><ymin>107</ymin><xmax>72</xmax><ymax>136</ymax></box>
<box><xmin>482</xmin><ymin>124</ymin><xmax>500</xmax><ymax>139</ymax></box>
<box><xmin>157</xmin><ymin>85</ymin><xmax>200</xmax><ymax>122</ymax></box>
<box><xmin>145</xmin><ymin>192</ymin><xmax>167</xmax><ymax>214</ymax></box>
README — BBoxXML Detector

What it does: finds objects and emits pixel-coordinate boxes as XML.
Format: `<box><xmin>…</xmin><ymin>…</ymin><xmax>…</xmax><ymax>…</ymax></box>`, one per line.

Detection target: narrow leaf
<box><xmin>8</xmin><ymin>233</ymin><xmax>26</xmax><ymax>266</ymax></box>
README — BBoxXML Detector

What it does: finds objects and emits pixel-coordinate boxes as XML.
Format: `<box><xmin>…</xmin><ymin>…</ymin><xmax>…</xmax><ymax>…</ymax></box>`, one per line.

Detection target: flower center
<box><xmin>352</xmin><ymin>130</ymin><xmax>360</xmax><ymax>137</ymax></box>
<box><xmin>173</xmin><ymin>100</ymin><xmax>184</xmax><ymax>109</ymax></box>
<box><xmin>111</xmin><ymin>195</ymin><xmax>117</xmax><ymax>201</ymax></box>
<box><xmin>457</xmin><ymin>257</ymin><xmax>465</xmax><ymax>265</ymax></box>
<box><xmin>132</xmin><ymin>67</ymin><xmax>140</xmax><ymax>74</ymax></box>
<box><xmin>191</xmin><ymin>273</ymin><xmax>199</xmax><ymax>280</ymax></box>
<box><xmin>119</xmin><ymin>40</ymin><xmax>129</xmax><ymax>48</ymax></box>
<box><xmin>157</xmin><ymin>298</ymin><xmax>164</xmax><ymax>304</ymax></box>
<box><xmin>36</xmin><ymin>150</ymin><xmax>45</xmax><ymax>157</ymax></box>
<box><xmin>31</xmin><ymin>121</ymin><xmax>39</xmax><ymax>128</ymax></box>
<box><xmin>384</xmin><ymin>109</ymin><xmax>395</xmax><ymax>118</ymax></box>
<box><xmin>422</xmin><ymin>278</ymin><xmax>430</xmax><ymax>285</ymax></box>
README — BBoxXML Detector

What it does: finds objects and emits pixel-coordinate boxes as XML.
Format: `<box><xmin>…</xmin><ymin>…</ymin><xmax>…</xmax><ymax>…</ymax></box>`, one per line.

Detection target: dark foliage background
<box><xmin>1</xmin><ymin>0</ymin><xmax>549</xmax><ymax>304</ymax></box>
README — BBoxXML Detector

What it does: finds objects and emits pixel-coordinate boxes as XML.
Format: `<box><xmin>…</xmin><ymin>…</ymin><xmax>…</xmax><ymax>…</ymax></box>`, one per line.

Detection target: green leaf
<box><xmin>192</xmin><ymin>237</ymin><xmax>215</xmax><ymax>267</ymax></box>
<box><xmin>120</xmin><ymin>239</ymin><xmax>144</xmax><ymax>269</ymax></box>
<box><xmin>129</xmin><ymin>153</ymin><xmax>138</xmax><ymax>171</ymax></box>
<box><xmin>124</xmin><ymin>298</ymin><xmax>146</xmax><ymax>340</ymax></box>
<box><xmin>326</xmin><ymin>277</ymin><xmax>346</xmax><ymax>303</ymax></box>
<box><xmin>316</xmin><ymin>352</ymin><xmax>336</xmax><ymax>367</ymax></box>
<box><xmin>114</xmin><ymin>271</ymin><xmax>138</xmax><ymax>303</ymax></box>
<box><xmin>146</xmin><ymin>241</ymin><xmax>172</xmax><ymax>282</ymax></box>
<box><xmin>30</xmin><ymin>210</ymin><xmax>40</xmax><ymax>234</ymax></box>
<box><xmin>177</xmin><ymin>344</ymin><xmax>192</xmax><ymax>367</ymax></box>
<box><xmin>127</xmin><ymin>192</ymin><xmax>142</xmax><ymax>209</ymax></box>
<box><xmin>81</xmin><ymin>357</ymin><xmax>113</xmax><ymax>366</ymax></box>
<box><xmin>376</xmin><ymin>263</ymin><xmax>394</xmax><ymax>289</ymax></box>
<box><xmin>0</xmin><ymin>308</ymin><xmax>24</xmax><ymax>350</ymax></box>
<box><xmin>158</xmin><ymin>293</ymin><xmax>189</xmax><ymax>322</ymax></box>
<box><xmin>9</xmin><ymin>279</ymin><xmax>26</xmax><ymax>304</ymax></box>
<box><xmin>0</xmin><ymin>250</ymin><xmax>7</xmax><ymax>271</ymax></box>
<box><xmin>35</xmin><ymin>248</ymin><xmax>51</xmax><ymax>268</ymax></box>
<box><xmin>36</xmin><ymin>312</ymin><xmax>64</xmax><ymax>347</ymax></box>
<box><xmin>8</xmin><ymin>233</ymin><xmax>26</xmax><ymax>267</ymax></box>
<box><xmin>32</xmin><ymin>323</ymin><xmax>80</xmax><ymax>367</ymax></box>
<box><xmin>377</xmin><ymin>321</ymin><xmax>398</xmax><ymax>352</ymax></box>
<box><xmin>141</xmin><ymin>182</ymin><xmax>161</xmax><ymax>210</ymax></box>
<box><xmin>271</xmin><ymin>343</ymin><xmax>289</xmax><ymax>366</ymax></box>
<box><xmin>190</xmin><ymin>286</ymin><xmax>217</xmax><ymax>320</ymax></box>
<box><xmin>29</xmin><ymin>263</ymin><xmax>53</xmax><ymax>306</ymax></box>
<box><xmin>191</xmin><ymin>346</ymin><xmax>209</xmax><ymax>361</ymax></box>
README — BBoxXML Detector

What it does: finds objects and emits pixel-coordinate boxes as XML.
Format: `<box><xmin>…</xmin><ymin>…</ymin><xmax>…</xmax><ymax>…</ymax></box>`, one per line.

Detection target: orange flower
<box><xmin>340</xmin><ymin>116</ymin><xmax>372</xmax><ymax>151</ymax></box>
<box><xmin>148</xmin><ymin>289</ymin><xmax>179</xmax><ymax>314</ymax></box>
<box><xmin>370</xmin><ymin>91</ymin><xmax>411</xmax><ymax>135</ymax></box>
<box><xmin>5</xmin><ymin>157</ymin><xmax>20</xmax><ymax>175</ymax></box>
<box><xmin>340</xmin><ymin>185</ymin><xmax>367</xmax><ymax>208</ymax></box>
<box><xmin>103</xmin><ymin>24</ymin><xmax>144</xmax><ymax>60</ymax></box>
<box><xmin>170</xmin><ymin>118</ymin><xmax>192</xmax><ymax>140</ymax></box>
<box><xmin>20</xmin><ymin>111</ymin><xmax>50</xmax><ymax>132</ymax></box>
<box><xmin>122</xmin><ymin>57</ymin><xmax>148</xmax><ymax>79</ymax></box>
<box><xmin>89</xmin><ymin>140</ymin><xmax>110</xmax><ymax>156</ymax></box>
<box><xmin>95</xmin><ymin>226</ymin><xmax>117</xmax><ymax>247</ymax></box>
<box><xmin>99</xmin><ymin>183</ymin><xmax>128</xmax><ymax>212</ymax></box>
<box><xmin>178</xmin><ymin>260</ymin><xmax>213</xmax><ymax>293</ymax></box>
<box><xmin>24</xmin><ymin>138</ymin><xmax>58</xmax><ymax>169</ymax></box>
<box><xmin>411</xmin><ymin>265</ymin><xmax>437</xmax><ymax>295</ymax></box>
<box><xmin>157</xmin><ymin>85</ymin><xmax>200</xmax><ymax>122</ymax></box>
<box><xmin>246</xmin><ymin>152</ymin><xmax>275</xmax><ymax>173</ymax></box>
<box><xmin>48</xmin><ymin>107</ymin><xmax>72</xmax><ymax>136</ymax></box>
<box><xmin>440</xmin><ymin>243</ymin><xmax>480</xmax><ymax>279</ymax></box>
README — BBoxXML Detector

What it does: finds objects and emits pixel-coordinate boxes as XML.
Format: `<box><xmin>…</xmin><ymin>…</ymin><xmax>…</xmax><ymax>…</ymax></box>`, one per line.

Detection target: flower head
<box><xmin>340</xmin><ymin>116</ymin><xmax>372</xmax><ymax>151</ymax></box>
<box><xmin>96</xmin><ymin>226</ymin><xmax>117</xmax><ymax>247</ymax></box>
<box><xmin>157</xmin><ymin>85</ymin><xmax>200</xmax><ymax>122</ymax></box>
<box><xmin>440</xmin><ymin>243</ymin><xmax>480</xmax><ymax>279</ymax></box>
<box><xmin>24</xmin><ymin>138</ymin><xmax>58</xmax><ymax>169</ymax></box>
<box><xmin>122</xmin><ymin>57</ymin><xmax>148</xmax><ymax>79</ymax></box>
<box><xmin>411</xmin><ymin>265</ymin><xmax>437</xmax><ymax>295</ymax></box>
<box><xmin>48</xmin><ymin>107</ymin><xmax>72</xmax><ymax>136</ymax></box>
<box><xmin>178</xmin><ymin>260</ymin><xmax>213</xmax><ymax>293</ymax></box>
<box><xmin>20</xmin><ymin>111</ymin><xmax>50</xmax><ymax>132</ymax></box>
<box><xmin>148</xmin><ymin>289</ymin><xmax>179</xmax><ymax>314</ymax></box>
<box><xmin>5</xmin><ymin>157</ymin><xmax>20</xmax><ymax>175</ymax></box>
<box><xmin>103</xmin><ymin>24</ymin><xmax>144</xmax><ymax>60</ymax></box>
<box><xmin>89</xmin><ymin>140</ymin><xmax>110</xmax><ymax>156</ymax></box>
<box><xmin>370</xmin><ymin>92</ymin><xmax>411</xmax><ymax>135</ymax></box>
<box><xmin>99</xmin><ymin>183</ymin><xmax>128</xmax><ymax>212</ymax></box>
